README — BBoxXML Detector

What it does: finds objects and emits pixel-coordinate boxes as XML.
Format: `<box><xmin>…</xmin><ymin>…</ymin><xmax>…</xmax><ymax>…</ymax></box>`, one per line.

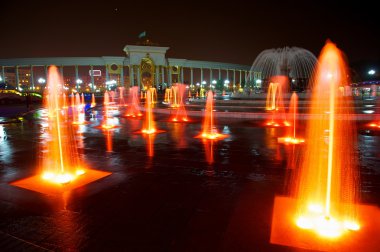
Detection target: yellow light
<box><xmin>142</xmin><ymin>128</ymin><xmax>156</xmax><ymax>134</ymax></box>
<box><xmin>295</xmin><ymin>204</ymin><xmax>360</xmax><ymax>238</ymax></box>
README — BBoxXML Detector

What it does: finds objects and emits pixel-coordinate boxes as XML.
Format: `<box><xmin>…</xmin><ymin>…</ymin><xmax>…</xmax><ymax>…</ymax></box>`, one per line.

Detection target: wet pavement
<box><xmin>0</xmin><ymin>105</ymin><xmax>379</xmax><ymax>252</ymax></box>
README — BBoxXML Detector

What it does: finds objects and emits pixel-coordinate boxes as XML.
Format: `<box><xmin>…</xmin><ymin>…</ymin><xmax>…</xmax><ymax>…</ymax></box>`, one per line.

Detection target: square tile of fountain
<box><xmin>10</xmin><ymin>169</ymin><xmax>112</xmax><ymax>195</ymax></box>
<box><xmin>270</xmin><ymin>196</ymin><xmax>380</xmax><ymax>251</ymax></box>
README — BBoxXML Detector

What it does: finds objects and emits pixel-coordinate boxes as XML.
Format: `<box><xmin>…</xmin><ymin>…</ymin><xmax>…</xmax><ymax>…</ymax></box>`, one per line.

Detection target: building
<box><xmin>0</xmin><ymin>42</ymin><xmax>259</xmax><ymax>94</ymax></box>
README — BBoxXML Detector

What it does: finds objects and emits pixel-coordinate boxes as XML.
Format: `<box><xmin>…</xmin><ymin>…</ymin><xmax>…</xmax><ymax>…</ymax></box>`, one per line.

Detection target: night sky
<box><xmin>1</xmin><ymin>0</ymin><xmax>379</xmax><ymax>67</ymax></box>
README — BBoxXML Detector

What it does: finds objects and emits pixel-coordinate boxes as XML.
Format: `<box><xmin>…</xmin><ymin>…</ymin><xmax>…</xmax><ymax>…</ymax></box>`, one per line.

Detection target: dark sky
<box><xmin>1</xmin><ymin>0</ymin><xmax>379</xmax><ymax>66</ymax></box>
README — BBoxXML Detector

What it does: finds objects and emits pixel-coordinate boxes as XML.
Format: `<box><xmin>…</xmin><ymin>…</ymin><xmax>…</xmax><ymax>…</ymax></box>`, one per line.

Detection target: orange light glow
<box><xmin>170</xmin><ymin>84</ymin><xmax>190</xmax><ymax>122</ymax></box>
<box><xmin>42</xmin><ymin>169</ymin><xmax>86</xmax><ymax>184</ymax></box>
<box><xmin>289</xmin><ymin>41</ymin><xmax>360</xmax><ymax>244</ymax></box>
<box><xmin>141</xmin><ymin>90</ymin><xmax>159</xmax><ymax>135</ymax></box>
<box><xmin>91</xmin><ymin>93</ymin><xmax>96</xmax><ymax>107</ymax></box>
<box><xmin>295</xmin><ymin>203</ymin><xmax>360</xmax><ymax>238</ymax></box>
<box><xmin>125</xmin><ymin>86</ymin><xmax>142</xmax><ymax>118</ymax></box>
<box><xmin>38</xmin><ymin>66</ymin><xmax>90</xmax><ymax>186</ymax></box>
<box><xmin>196</xmin><ymin>90</ymin><xmax>228</xmax><ymax>140</ymax></box>
<box><xmin>278</xmin><ymin>137</ymin><xmax>305</xmax><ymax>144</ymax></box>
<box><xmin>368</xmin><ymin>122</ymin><xmax>380</xmax><ymax>128</ymax></box>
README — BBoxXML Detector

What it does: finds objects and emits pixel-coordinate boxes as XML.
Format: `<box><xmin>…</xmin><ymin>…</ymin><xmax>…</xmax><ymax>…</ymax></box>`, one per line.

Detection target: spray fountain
<box><xmin>101</xmin><ymin>91</ymin><xmax>117</xmax><ymax>129</ymax></box>
<box><xmin>72</xmin><ymin>93</ymin><xmax>86</xmax><ymax>125</ymax></box>
<box><xmin>125</xmin><ymin>86</ymin><xmax>143</xmax><ymax>118</ymax></box>
<box><xmin>270</xmin><ymin>41</ymin><xmax>380</xmax><ymax>251</ymax></box>
<box><xmin>140</xmin><ymin>90</ymin><xmax>164</xmax><ymax>135</ymax></box>
<box><xmin>278</xmin><ymin>92</ymin><xmax>304</xmax><ymax>144</ymax></box>
<box><xmin>11</xmin><ymin>66</ymin><xmax>111</xmax><ymax>193</ymax></box>
<box><xmin>196</xmin><ymin>90</ymin><xmax>228</xmax><ymax>140</ymax></box>
<box><xmin>171</xmin><ymin>84</ymin><xmax>189</xmax><ymax>122</ymax></box>
<box><xmin>265</xmin><ymin>76</ymin><xmax>290</xmax><ymax>127</ymax></box>
<box><xmin>91</xmin><ymin>93</ymin><xmax>96</xmax><ymax>108</ymax></box>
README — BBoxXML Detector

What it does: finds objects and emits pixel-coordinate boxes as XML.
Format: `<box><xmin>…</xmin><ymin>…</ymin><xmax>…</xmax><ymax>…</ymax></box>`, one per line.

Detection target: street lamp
<box><xmin>368</xmin><ymin>69</ymin><xmax>376</xmax><ymax>75</ymax></box>
<box><xmin>76</xmin><ymin>79</ymin><xmax>83</xmax><ymax>84</ymax></box>
<box><xmin>255</xmin><ymin>79</ymin><xmax>262</xmax><ymax>90</ymax></box>
<box><xmin>38</xmin><ymin>77</ymin><xmax>46</xmax><ymax>84</ymax></box>
<box><xmin>0</xmin><ymin>76</ymin><xmax>2</xmax><ymax>82</ymax></box>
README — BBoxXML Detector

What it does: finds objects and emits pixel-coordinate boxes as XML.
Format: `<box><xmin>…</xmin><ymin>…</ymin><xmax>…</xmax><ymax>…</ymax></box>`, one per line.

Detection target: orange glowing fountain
<box><xmin>196</xmin><ymin>90</ymin><xmax>228</xmax><ymax>140</ymax></box>
<box><xmin>11</xmin><ymin>66</ymin><xmax>111</xmax><ymax>193</ymax></box>
<box><xmin>141</xmin><ymin>90</ymin><xmax>163</xmax><ymax>134</ymax></box>
<box><xmin>169</xmin><ymin>85</ymin><xmax>180</xmax><ymax>108</ymax></box>
<box><xmin>125</xmin><ymin>86</ymin><xmax>142</xmax><ymax>117</ymax></box>
<box><xmin>367</xmin><ymin>97</ymin><xmax>380</xmax><ymax>129</ymax></box>
<box><xmin>271</xmin><ymin>41</ymin><xmax>380</xmax><ymax>251</ymax></box>
<box><xmin>149</xmin><ymin>87</ymin><xmax>157</xmax><ymax>104</ymax></box>
<box><xmin>118</xmin><ymin>87</ymin><xmax>127</xmax><ymax>107</ymax></box>
<box><xmin>278</xmin><ymin>92</ymin><xmax>304</xmax><ymax>144</ymax></box>
<box><xmin>91</xmin><ymin>93</ymin><xmax>96</xmax><ymax>108</ymax></box>
<box><xmin>72</xmin><ymin>93</ymin><xmax>85</xmax><ymax>125</ymax></box>
<box><xmin>101</xmin><ymin>91</ymin><xmax>116</xmax><ymax>129</ymax></box>
<box><xmin>265</xmin><ymin>77</ymin><xmax>289</xmax><ymax>127</ymax></box>
<box><xmin>171</xmin><ymin>84</ymin><xmax>189</xmax><ymax>122</ymax></box>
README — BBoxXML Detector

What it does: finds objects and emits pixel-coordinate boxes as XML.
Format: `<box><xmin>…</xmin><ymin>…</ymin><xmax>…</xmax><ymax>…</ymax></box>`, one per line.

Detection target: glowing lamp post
<box><xmin>224</xmin><ymin>80</ymin><xmax>230</xmax><ymax>91</ymax></box>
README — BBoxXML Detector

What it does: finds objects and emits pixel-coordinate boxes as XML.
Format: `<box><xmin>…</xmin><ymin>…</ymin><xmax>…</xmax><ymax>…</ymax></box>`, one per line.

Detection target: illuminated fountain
<box><xmin>367</xmin><ymin>97</ymin><xmax>380</xmax><ymax>129</ymax></box>
<box><xmin>164</xmin><ymin>85</ymin><xmax>180</xmax><ymax>107</ymax></box>
<box><xmin>140</xmin><ymin>90</ymin><xmax>163</xmax><ymax>134</ymax></box>
<box><xmin>249</xmin><ymin>46</ymin><xmax>317</xmax><ymax>88</ymax></box>
<box><xmin>171</xmin><ymin>84</ymin><xmax>189</xmax><ymax>122</ymax></box>
<box><xmin>149</xmin><ymin>87</ymin><xmax>157</xmax><ymax>104</ymax></box>
<box><xmin>265</xmin><ymin>76</ymin><xmax>289</xmax><ymax>127</ymax></box>
<box><xmin>118</xmin><ymin>87</ymin><xmax>126</xmax><ymax>107</ymax></box>
<box><xmin>125</xmin><ymin>86</ymin><xmax>142</xmax><ymax>117</ymax></box>
<box><xmin>11</xmin><ymin>66</ymin><xmax>111</xmax><ymax>193</ymax></box>
<box><xmin>278</xmin><ymin>92</ymin><xmax>304</xmax><ymax>144</ymax></box>
<box><xmin>196</xmin><ymin>90</ymin><xmax>228</xmax><ymax>140</ymax></box>
<box><xmin>91</xmin><ymin>93</ymin><xmax>96</xmax><ymax>108</ymax></box>
<box><xmin>101</xmin><ymin>91</ymin><xmax>116</xmax><ymax>129</ymax></box>
<box><xmin>72</xmin><ymin>93</ymin><xmax>85</xmax><ymax>125</ymax></box>
<box><xmin>271</xmin><ymin>41</ymin><xmax>380</xmax><ymax>251</ymax></box>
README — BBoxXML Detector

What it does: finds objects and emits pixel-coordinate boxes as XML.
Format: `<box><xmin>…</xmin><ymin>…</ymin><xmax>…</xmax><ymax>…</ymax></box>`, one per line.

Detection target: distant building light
<box><xmin>38</xmin><ymin>77</ymin><xmax>46</xmax><ymax>84</ymax></box>
<box><xmin>368</xmin><ymin>69</ymin><xmax>376</xmax><ymax>75</ymax></box>
<box><xmin>0</xmin><ymin>76</ymin><xmax>2</xmax><ymax>82</ymax></box>
<box><xmin>224</xmin><ymin>80</ymin><xmax>230</xmax><ymax>84</ymax></box>
<box><xmin>212</xmin><ymin>80</ymin><xmax>217</xmax><ymax>84</ymax></box>
<box><xmin>201</xmin><ymin>81</ymin><xmax>207</xmax><ymax>85</ymax></box>
<box><xmin>256</xmin><ymin>79</ymin><xmax>262</xmax><ymax>84</ymax></box>
<box><xmin>106</xmin><ymin>80</ymin><xmax>117</xmax><ymax>85</ymax></box>
<box><xmin>89</xmin><ymin>70</ymin><xmax>102</xmax><ymax>76</ymax></box>
<box><xmin>76</xmin><ymin>79</ymin><xmax>83</xmax><ymax>84</ymax></box>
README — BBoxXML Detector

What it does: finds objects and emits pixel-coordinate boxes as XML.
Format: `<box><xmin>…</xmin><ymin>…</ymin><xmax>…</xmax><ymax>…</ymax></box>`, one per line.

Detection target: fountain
<box><xmin>118</xmin><ymin>87</ymin><xmax>126</xmax><ymax>107</ymax></box>
<box><xmin>196</xmin><ymin>90</ymin><xmax>228</xmax><ymax>140</ymax></box>
<box><xmin>91</xmin><ymin>93</ymin><xmax>96</xmax><ymax>108</ymax></box>
<box><xmin>11</xmin><ymin>66</ymin><xmax>111</xmax><ymax>193</ymax></box>
<box><xmin>72</xmin><ymin>93</ymin><xmax>85</xmax><ymax>125</ymax></box>
<box><xmin>125</xmin><ymin>86</ymin><xmax>142</xmax><ymax>117</ymax></box>
<box><xmin>140</xmin><ymin>90</ymin><xmax>163</xmax><ymax>134</ymax></box>
<box><xmin>367</xmin><ymin>97</ymin><xmax>380</xmax><ymax>129</ymax></box>
<box><xmin>171</xmin><ymin>84</ymin><xmax>189</xmax><ymax>122</ymax></box>
<box><xmin>101</xmin><ymin>91</ymin><xmax>116</xmax><ymax>129</ymax></box>
<box><xmin>265</xmin><ymin>76</ymin><xmax>289</xmax><ymax>127</ymax></box>
<box><xmin>249</xmin><ymin>46</ymin><xmax>317</xmax><ymax>91</ymax></box>
<box><xmin>149</xmin><ymin>87</ymin><xmax>157</xmax><ymax>104</ymax></box>
<box><xmin>271</xmin><ymin>41</ymin><xmax>380</xmax><ymax>251</ymax></box>
<box><xmin>278</xmin><ymin>92</ymin><xmax>304</xmax><ymax>144</ymax></box>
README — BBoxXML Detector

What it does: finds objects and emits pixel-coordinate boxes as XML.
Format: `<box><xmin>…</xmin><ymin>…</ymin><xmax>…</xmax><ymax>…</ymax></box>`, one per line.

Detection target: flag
<box><xmin>138</xmin><ymin>31</ymin><xmax>146</xmax><ymax>39</ymax></box>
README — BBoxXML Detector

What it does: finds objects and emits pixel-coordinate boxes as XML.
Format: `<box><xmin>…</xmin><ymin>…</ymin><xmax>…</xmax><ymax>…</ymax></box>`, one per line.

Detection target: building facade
<box><xmin>0</xmin><ymin>44</ymin><xmax>260</xmax><ymax>93</ymax></box>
